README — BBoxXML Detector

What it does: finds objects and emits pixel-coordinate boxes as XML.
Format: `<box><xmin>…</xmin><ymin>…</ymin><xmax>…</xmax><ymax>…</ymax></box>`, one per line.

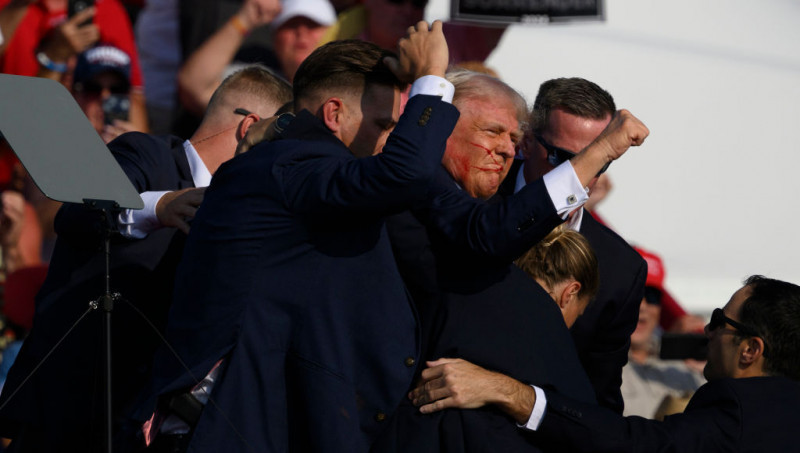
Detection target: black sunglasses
<box><xmin>76</xmin><ymin>80</ymin><xmax>129</xmax><ymax>96</ymax></box>
<box><xmin>534</xmin><ymin>134</ymin><xmax>611</xmax><ymax>176</ymax></box>
<box><xmin>708</xmin><ymin>308</ymin><xmax>760</xmax><ymax>338</ymax></box>
<box><xmin>234</xmin><ymin>108</ymin><xmax>252</xmax><ymax>116</ymax></box>
<box><xmin>386</xmin><ymin>0</ymin><xmax>427</xmax><ymax>9</ymax></box>
<box><xmin>708</xmin><ymin>308</ymin><xmax>768</xmax><ymax>357</ymax></box>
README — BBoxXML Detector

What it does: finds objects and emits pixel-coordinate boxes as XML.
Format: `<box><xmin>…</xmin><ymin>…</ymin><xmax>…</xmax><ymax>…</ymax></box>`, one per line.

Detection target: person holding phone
<box><xmin>71</xmin><ymin>43</ymin><xmax>137</xmax><ymax>143</ymax></box>
<box><xmin>0</xmin><ymin>0</ymin><xmax>148</xmax><ymax>132</ymax></box>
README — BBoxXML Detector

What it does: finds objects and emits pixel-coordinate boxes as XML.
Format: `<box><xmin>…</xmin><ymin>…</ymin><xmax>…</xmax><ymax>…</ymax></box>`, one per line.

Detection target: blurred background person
<box><xmin>320</xmin><ymin>0</ymin><xmax>505</xmax><ymax>64</ymax></box>
<box><xmin>621</xmin><ymin>246</ymin><xmax>706</xmax><ymax>419</ymax></box>
<box><xmin>0</xmin><ymin>0</ymin><xmax>148</xmax><ymax>132</ymax></box>
<box><xmin>72</xmin><ymin>44</ymin><xmax>139</xmax><ymax>143</ymax></box>
<box><xmin>174</xmin><ymin>0</ymin><xmax>333</xmax><ymax>137</ymax></box>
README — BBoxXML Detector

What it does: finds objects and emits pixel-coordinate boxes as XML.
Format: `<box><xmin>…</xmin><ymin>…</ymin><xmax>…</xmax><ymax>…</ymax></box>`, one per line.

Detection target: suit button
<box><xmin>375</xmin><ymin>412</ymin><xmax>387</xmax><ymax>422</ymax></box>
<box><xmin>404</xmin><ymin>357</ymin><xmax>416</xmax><ymax>367</ymax></box>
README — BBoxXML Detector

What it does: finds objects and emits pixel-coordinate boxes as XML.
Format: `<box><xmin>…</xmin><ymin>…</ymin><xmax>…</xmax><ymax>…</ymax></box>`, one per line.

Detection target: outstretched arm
<box><xmin>409</xmin><ymin>358</ymin><xmax>537</xmax><ymax>424</ymax></box>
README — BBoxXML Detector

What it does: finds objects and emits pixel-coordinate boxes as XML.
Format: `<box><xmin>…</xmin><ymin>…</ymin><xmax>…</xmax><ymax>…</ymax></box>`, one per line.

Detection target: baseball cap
<box><xmin>271</xmin><ymin>0</ymin><xmax>337</xmax><ymax>31</ymax></box>
<box><xmin>73</xmin><ymin>44</ymin><xmax>131</xmax><ymax>89</ymax></box>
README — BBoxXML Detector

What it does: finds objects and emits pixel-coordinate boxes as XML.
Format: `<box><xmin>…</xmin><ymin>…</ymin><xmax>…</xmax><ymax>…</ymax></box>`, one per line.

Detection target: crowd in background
<box><xmin>0</xmin><ymin>1</ymin><xmax>779</xmax><ymax>452</ymax></box>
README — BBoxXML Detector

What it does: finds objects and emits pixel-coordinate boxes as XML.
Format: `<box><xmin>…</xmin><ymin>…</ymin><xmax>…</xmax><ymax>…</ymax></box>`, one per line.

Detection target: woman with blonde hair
<box><xmin>515</xmin><ymin>224</ymin><xmax>599</xmax><ymax>328</ymax></box>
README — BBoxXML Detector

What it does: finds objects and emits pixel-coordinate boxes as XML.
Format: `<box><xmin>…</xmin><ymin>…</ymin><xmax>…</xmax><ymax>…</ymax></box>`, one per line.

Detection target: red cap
<box><xmin>634</xmin><ymin>246</ymin><xmax>665</xmax><ymax>291</ymax></box>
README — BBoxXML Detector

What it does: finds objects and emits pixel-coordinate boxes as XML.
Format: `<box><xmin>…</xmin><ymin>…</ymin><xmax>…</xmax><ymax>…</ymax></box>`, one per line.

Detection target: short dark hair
<box><xmin>530</xmin><ymin>77</ymin><xmax>616</xmax><ymax>134</ymax></box>
<box><xmin>738</xmin><ymin>275</ymin><xmax>800</xmax><ymax>380</ymax></box>
<box><xmin>292</xmin><ymin>40</ymin><xmax>406</xmax><ymax>109</ymax></box>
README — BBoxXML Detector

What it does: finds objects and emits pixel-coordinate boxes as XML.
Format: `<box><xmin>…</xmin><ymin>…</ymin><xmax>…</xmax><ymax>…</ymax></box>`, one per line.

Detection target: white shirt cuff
<box><xmin>117</xmin><ymin>191</ymin><xmax>169</xmax><ymax>239</ymax></box>
<box><xmin>542</xmin><ymin>160</ymin><xmax>588</xmax><ymax>219</ymax></box>
<box><xmin>518</xmin><ymin>385</ymin><xmax>547</xmax><ymax>431</ymax></box>
<box><xmin>409</xmin><ymin>75</ymin><xmax>454</xmax><ymax>103</ymax></box>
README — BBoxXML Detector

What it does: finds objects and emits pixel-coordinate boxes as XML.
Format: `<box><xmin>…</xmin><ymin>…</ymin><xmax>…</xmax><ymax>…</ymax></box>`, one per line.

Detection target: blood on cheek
<box><xmin>469</xmin><ymin>142</ymin><xmax>500</xmax><ymax>166</ymax></box>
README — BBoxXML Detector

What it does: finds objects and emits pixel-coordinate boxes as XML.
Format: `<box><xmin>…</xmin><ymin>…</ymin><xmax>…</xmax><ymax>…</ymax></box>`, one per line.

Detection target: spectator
<box><xmin>621</xmin><ymin>247</ymin><xmax>705</xmax><ymax>418</ymax></box>
<box><xmin>0</xmin><ymin>0</ymin><xmax>148</xmax><ymax>132</ymax></box>
<box><xmin>320</xmin><ymin>0</ymin><xmax>505</xmax><ymax>63</ymax></box>
<box><xmin>0</xmin><ymin>136</ymin><xmax>42</xmax><ymax>274</ymax></box>
<box><xmin>134</xmin><ymin>0</ymin><xmax>181</xmax><ymax>134</ymax></box>
<box><xmin>0</xmin><ymin>0</ymin><xmax>36</xmax><ymax>56</ymax></box>
<box><xmin>72</xmin><ymin>44</ymin><xmax>138</xmax><ymax>143</ymax></box>
<box><xmin>178</xmin><ymin>0</ymin><xmax>334</xmax><ymax>117</ymax></box>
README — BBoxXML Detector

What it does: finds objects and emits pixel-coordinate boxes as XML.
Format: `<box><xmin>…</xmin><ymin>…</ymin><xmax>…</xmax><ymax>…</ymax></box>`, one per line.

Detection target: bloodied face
<box><xmin>441</xmin><ymin>95</ymin><xmax>523</xmax><ymax>199</ymax></box>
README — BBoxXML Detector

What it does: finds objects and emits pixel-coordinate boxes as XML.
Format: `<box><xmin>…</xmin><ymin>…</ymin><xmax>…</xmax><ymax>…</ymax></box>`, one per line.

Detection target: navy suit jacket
<box><xmin>0</xmin><ymin>132</ymin><xmax>194</xmax><ymax>452</ymax></box>
<box><xmin>146</xmin><ymin>95</ymin><xmax>460</xmax><ymax>453</ymax></box>
<box><xmin>499</xmin><ymin>159</ymin><xmax>646</xmax><ymax>413</ymax></box>
<box><xmin>538</xmin><ymin>376</ymin><xmax>800</xmax><ymax>453</ymax></box>
<box><xmin>374</xmin><ymin>168</ymin><xmax>597</xmax><ymax>452</ymax></box>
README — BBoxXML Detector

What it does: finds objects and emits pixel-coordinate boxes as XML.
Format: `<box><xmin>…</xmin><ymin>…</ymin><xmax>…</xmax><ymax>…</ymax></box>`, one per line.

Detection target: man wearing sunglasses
<box><xmin>495</xmin><ymin>77</ymin><xmax>648</xmax><ymax>415</ymax></box>
<box><xmin>412</xmin><ymin>275</ymin><xmax>800</xmax><ymax>452</ymax></box>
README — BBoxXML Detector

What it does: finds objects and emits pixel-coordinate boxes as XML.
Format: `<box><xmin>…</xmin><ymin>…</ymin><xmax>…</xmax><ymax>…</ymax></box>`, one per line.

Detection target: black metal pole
<box><xmin>102</xmin><ymin>230</ymin><xmax>114</xmax><ymax>453</ymax></box>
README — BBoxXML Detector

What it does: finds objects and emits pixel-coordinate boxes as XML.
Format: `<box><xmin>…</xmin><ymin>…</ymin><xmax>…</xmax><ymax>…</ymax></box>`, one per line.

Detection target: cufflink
<box><xmin>567</xmin><ymin>194</ymin><xmax>578</xmax><ymax>205</ymax></box>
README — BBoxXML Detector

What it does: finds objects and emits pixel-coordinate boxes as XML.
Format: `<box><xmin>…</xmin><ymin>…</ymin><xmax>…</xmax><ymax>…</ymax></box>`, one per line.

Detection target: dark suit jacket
<box><xmin>374</xmin><ymin>168</ymin><xmax>597</xmax><ymax>452</ymax></box>
<box><xmin>145</xmin><ymin>96</ymin><xmax>460</xmax><ymax>453</ymax></box>
<box><xmin>0</xmin><ymin>132</ymin><xmax>194</xmax><ymax>452</ymax></box>
<box><xmin>498</xmin><ymin>159</ymin><xmax>647</xmax><ymax>413</ymax></box>
<box><xmin>538</xmin><ymin>376</ymin><xmax>800</xmax><ymax>453</ymax></box>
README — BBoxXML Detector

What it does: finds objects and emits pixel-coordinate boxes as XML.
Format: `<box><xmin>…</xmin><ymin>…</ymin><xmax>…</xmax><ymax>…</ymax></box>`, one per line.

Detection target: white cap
<box><xmin>271</xmin><ymin>0</ymin><xmax>337</xmax><ymax>31</ymax></box>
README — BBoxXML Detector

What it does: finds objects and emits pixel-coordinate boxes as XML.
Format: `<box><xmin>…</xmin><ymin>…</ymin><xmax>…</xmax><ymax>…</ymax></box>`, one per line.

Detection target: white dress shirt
<box><xmin>117</xmin><ymin>140</ymin><xmax>211</xmax><ymax>238</ymax></box>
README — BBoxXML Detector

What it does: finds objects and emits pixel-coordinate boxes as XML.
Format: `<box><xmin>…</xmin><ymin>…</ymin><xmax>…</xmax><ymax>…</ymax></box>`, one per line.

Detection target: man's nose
<box><xmin>495</xmin><ymin>139</ymin><xmax>516</xmax><ymax>159</ymax></box>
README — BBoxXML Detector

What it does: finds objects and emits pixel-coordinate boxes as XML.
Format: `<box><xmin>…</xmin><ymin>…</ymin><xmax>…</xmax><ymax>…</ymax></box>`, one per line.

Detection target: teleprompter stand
<box><xmin>0</xmin><ymin>74</ymin><xmax>144</xmax><ymax>453</ymax></box>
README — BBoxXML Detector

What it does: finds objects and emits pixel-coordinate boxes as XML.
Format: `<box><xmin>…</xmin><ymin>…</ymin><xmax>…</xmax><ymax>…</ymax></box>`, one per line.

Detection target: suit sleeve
<box><xmin>276</xmin><ymin>95</ymin><xmax>460</xmax><ymax>216</ymax></box>
<box><xmin>536</xmin><ymin>382</ymin><xmax>740</xmax><ymax>453</ymax></box>
<box><xmin>580</xmin><ymin>258</ymin><xmax>646</xmax><ymax>413</ymax></box>
<box><xmin>420</xmin><ymin>177</ymin><xmax>565</xmax><ymax>260</ymax></box>
<box><xmin>53</xmin><ymin>133</ymin><xmax>173</xmax><ymax>238</ymax></box>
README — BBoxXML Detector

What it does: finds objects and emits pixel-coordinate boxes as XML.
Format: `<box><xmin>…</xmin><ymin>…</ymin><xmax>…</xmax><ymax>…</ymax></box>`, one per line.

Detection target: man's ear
<box><xmin>321</xmin><ymin>97</ymin><xmax>345</xmax><ymax>133</ymax></box>
<box><xmin>740</xmin><ymin>336</ymin><xmax>766</xmax><ymax>366</ymax></box>
<box><xmin>558</xmin><ymin>281</ymin><xmax>582</xmax><ymax>309</ymax></box>
<box><xmin>236</xmin><ymin>113</ymin><xmax>261</xmax><ymax>141</ymax></box>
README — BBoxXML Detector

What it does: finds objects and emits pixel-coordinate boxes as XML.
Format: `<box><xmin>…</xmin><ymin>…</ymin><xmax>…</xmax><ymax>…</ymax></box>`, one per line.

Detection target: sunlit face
<box><xmin>273</xmin><ymin>17</ymin><xmax>329</xmax><ymax>82</ymax></box>
<box><xmin>363</xmin><ymin>0</ymin><xmax>426</xmax><ymax>50</ymax></box>
<box><xmin>630</xmin><ymin>297</ymin><xmax>661</xmax><ymax>348</ymax></box>
<box><xmin>441</xmin><ymin>96</ymin><xmax>522</xmax><ymax>199</ymax></box>
<box><xmin>703</xmin><ymin>285</ymin><xmax>752</xmax><ymax>381</ymax></box>
<box><xmin>338</xmin><ymin>84</ymin><xmax>401</xmax><ymax>158</ymax></box>
<box><xmin>522</xmin><ymin>108</ymin><xmax>610</xmax><ymax>183</ymax></box>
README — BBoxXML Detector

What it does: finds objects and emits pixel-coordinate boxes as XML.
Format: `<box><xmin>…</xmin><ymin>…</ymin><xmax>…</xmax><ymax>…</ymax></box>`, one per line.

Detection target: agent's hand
<box><xmin>155</xmin><ymin>187</ymin><xmax>206</xmax><ymax>234</ymax></box>
<box><xmin>385</xmin><ymin>20</ymin><xmax>449</xmax><ymax>82</ymax></box>
<box><xmin>39</xmin><ymin>7</ymin><xmax>99</xmax><ymax>63</ymax></box>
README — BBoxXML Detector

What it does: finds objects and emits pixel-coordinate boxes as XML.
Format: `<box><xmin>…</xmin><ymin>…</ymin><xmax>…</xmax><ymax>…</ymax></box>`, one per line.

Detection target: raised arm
<box><xmin>177</xmin><ymin>0</ymin><xmax>281</xmax><ymax>116</ymax></box>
